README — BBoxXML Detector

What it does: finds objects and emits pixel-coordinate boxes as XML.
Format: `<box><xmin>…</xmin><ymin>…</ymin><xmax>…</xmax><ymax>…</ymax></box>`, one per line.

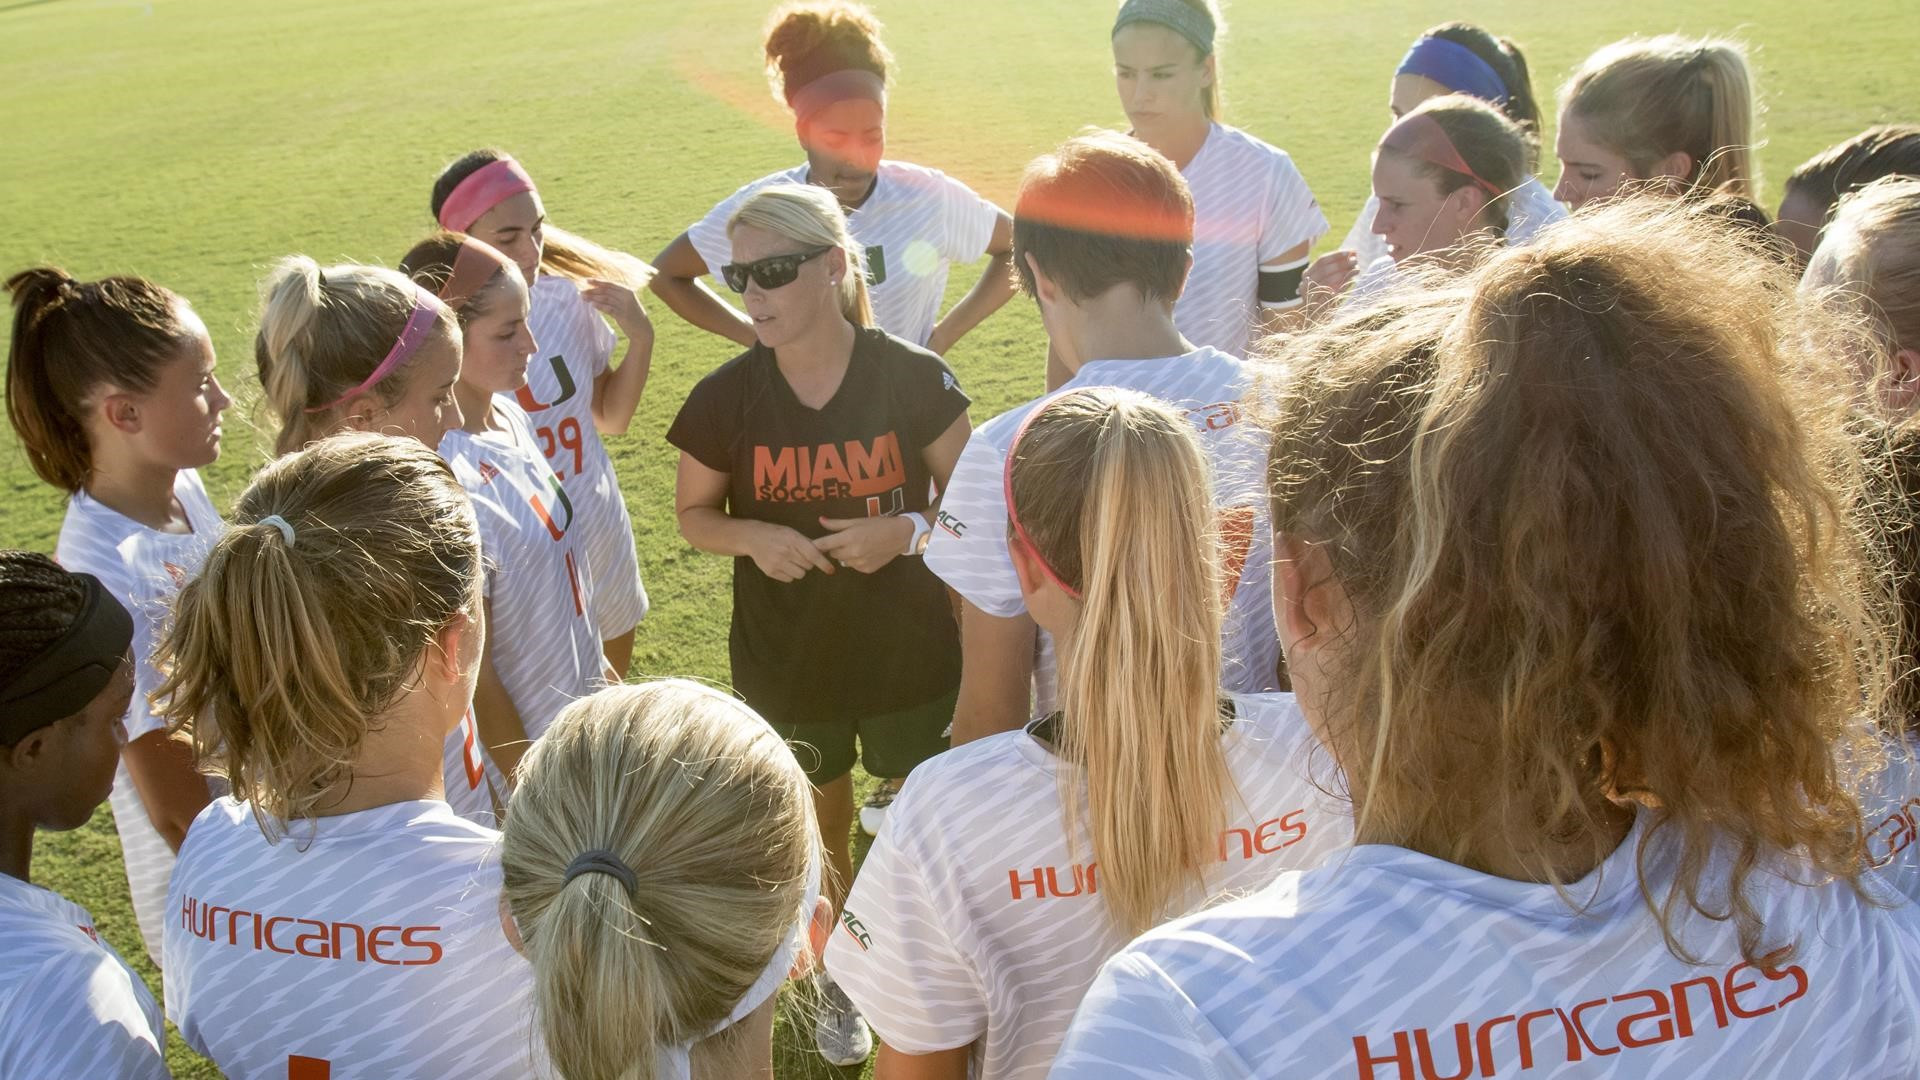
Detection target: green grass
<box><xmin>2</xmin><ymin>1</ymin><xmax>1914</xmax><ymax>1076</ymax></box>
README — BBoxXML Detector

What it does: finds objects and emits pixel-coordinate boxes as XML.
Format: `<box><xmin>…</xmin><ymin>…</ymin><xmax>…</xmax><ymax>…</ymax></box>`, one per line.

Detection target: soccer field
<box><xmin>2</xmin><ymin>0</ymin><xmax>1914</xmax><ymax>1075</ymax></box>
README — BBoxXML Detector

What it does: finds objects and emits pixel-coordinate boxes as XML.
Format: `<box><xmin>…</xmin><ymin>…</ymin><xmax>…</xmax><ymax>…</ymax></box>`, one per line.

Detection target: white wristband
<box><xmin>903</xmin><ymin>512</ymin><xmax>932</xmax><ymax>555</ymax></box>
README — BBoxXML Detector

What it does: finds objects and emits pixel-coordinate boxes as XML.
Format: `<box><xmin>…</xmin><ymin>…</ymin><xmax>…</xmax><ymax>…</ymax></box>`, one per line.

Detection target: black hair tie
<box><xmin>563</xmin><ymin>849</ymin><xmax>638</xmax><ymax>895</ymax></box>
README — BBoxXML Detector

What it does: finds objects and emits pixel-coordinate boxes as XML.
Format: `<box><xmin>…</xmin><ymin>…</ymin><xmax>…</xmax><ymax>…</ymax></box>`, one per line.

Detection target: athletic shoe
<box><xmin>814</xmin><ymin>972</ymin><xmax>873</xmax><ymax>1066</ymax></box>
<box><xmin>858</xmin><ymin>781</ymin><xmax>901</xmax><ymax>837</ymax></box>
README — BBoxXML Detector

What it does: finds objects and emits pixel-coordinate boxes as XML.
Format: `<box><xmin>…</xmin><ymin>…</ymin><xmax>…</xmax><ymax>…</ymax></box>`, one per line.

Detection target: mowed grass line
<box><xmin>3</xmin><ymin>2</ymin><xmax>1914</xmax><ymax>1077</ymax></box>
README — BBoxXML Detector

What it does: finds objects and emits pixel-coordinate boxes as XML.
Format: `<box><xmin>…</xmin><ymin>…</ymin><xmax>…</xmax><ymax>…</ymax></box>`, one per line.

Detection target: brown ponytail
<box><xmin>1421</xmin><ymin>22</ymin><xmax>1542</xmax><ymax>169</ymax></box>
<box><xmin>5</xmin><ymin>268</ymin><xmax>196</xmax><ymax>493</ymax></box>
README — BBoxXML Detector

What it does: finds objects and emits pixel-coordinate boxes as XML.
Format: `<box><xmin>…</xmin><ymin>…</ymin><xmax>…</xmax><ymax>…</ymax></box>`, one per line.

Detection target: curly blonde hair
<box><xmin>154</xmin><ymin>433</ymin><xmax>480</xmax><ymax>837</ymax></box>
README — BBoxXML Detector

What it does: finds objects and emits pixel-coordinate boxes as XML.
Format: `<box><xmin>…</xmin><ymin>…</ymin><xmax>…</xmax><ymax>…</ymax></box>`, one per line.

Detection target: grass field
<box><xmin>2</xmin><ymin>0</ymin><xmax>1915</xmax><ymax>1076</ymax></box>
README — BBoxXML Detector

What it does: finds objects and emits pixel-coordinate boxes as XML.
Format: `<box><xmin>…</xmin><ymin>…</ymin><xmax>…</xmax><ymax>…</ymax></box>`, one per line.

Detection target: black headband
<box><xmin>0</xmin><ymin>572</ymin><xmax>134</xmax><ymax>744</ymax></box>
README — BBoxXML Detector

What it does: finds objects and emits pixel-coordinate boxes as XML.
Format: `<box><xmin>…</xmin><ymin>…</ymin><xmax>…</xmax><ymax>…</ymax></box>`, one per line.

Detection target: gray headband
<box><xmin>1112</xmin><ymin>0</ymin><xmax>1215</xmax><ymax>56</ymax></box>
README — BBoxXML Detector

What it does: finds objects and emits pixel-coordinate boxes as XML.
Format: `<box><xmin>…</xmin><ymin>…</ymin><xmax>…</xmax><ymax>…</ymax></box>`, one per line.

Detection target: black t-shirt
<box><xmin>667</xmin><ymin>327</ymin><xmax>970</xmax><ymax>723</ymax></box>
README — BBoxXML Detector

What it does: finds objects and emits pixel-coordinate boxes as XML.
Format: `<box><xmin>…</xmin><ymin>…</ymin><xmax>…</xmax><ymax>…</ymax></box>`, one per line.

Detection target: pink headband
<box><xmin>305</xmin><ymin>285</ymin><xmax>442</xmax><ymax>413</ymax></box>
<box><xmin>1378</xmin><ymin>113</ymin><xmax>1505</xmax><ymax>198</ymax></box>
<box><xmin>437</xmin><ymin>238</ymin><xmax>516</xmax><ymax>310</ymax></box>
<box><xmin>437</xmin><ymin>158</ymin><xmax>537</xmax><ymax>233</ymax></box>
<box><xmin>790</xmin><ymin>69</ymin><xmax>886</xmax><ymax>127</ymax></box>
<box><xmin>1003</xmin><ymin>400</ymin><xmax>1082</xmax><ymax>600</ymax></box>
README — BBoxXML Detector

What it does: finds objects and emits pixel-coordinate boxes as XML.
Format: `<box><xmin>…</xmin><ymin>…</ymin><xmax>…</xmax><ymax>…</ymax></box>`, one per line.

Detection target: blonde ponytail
<box><xmin>1007</xmin><ymin>387</ymin><xmax>1232</xmax><ymax>935</ymax></box>
<box><xmin>254</xmin><ymin>257</ymin><xmax>458</xmax><ymax>455</ymax></box>
<box><xmin>538</xmin><ymin>225</ymin><xmax>657</xmax><ymax>291</ymax></box>
<box><xmin>1561</xmin><ymin>35</ymin><xmax>1758</xmax><ymax>200</ymax></box>
<box><xmin>1693</xmin><ymin>42</ymin><xmax>1757</xmax><ymax>197</ymax></box>
<box><xmin>728</xmin><ymin>183</ymin><xmax>875</xmax><ymax>328</ymax></box>
<box><xmin>501</xmin><ymin>681</ymin><xmax>819</xmax><ymax>1080</ymax></box>
<box><xmin>154</xmin><ymin>433</ymin><xmax>481</xmax><ymax>838</ymax></box>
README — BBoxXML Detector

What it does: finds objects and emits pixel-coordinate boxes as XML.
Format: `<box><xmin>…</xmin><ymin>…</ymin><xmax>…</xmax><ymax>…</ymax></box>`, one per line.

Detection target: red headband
<box><xmin>437</xmin><ymin>237</ymin><xmax>517</xmax><ymax>310</ymax></box>
<box><xmin>1378</xmin><ymin>113</ymin><xmax>1505</xmax><ymax>198</ymax></box>
<box><xmin>437</xmin><ymin>158</ymin><xmax>537</xmax><ymax>233</ymax></box>
<box><xmin>1004</xmin><ymin>399</ymin><xmax>1082</xmax><ymax>600</ymax></box>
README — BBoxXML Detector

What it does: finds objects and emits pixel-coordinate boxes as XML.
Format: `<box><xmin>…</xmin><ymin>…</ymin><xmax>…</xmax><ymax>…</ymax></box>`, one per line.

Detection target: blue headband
<box><xmin>1396</xmin><ymin>37</ymin><xmax>1510</xmax><ymax>106</ymax></box>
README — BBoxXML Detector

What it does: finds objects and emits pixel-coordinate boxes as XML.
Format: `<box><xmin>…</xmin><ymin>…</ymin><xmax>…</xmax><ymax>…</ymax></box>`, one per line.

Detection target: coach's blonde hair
<box><xmin>254</xmin><ymin>257</ymin><xmax>460</xmax><ymax>456</ymax></box>
<box><xmin>1561</xmin><ymin>35</ymin><xmax>1758</xmax><ymax>201</ymax></box>
<box><xmin>500</xmin><ymin>681</ymin><xmax>818</xmax><ymax>1080</ymax></box>
<box><xmin>728</xmin><ymin>183</ymin><xmax>875</xmax><ymax>329</ymax></box>
<box><xmin>1007</xmin><ymin>387</ymin><xmax>1233</xmax><ymax>936</ymax></box>
<box><xmin>1262</xmin><ymin>197</ymin><xmax>1890</xmax><ymax>965</ymax></box>
<box><xmin>1805</xmin><ymin>176</ymin><xmax>1920</xmax><ymax>362</ymax></box>
<box><xmin>154</xmin><ymin>433</ymin><xmax>481</xmax><ymax>839</ymax></box>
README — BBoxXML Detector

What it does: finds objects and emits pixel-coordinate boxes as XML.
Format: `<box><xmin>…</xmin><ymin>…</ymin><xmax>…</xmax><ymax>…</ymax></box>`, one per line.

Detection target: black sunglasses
<box><xmin>721</xmin><ymin>246</ymin><xmax>835</xmax><ymax>292</ymax></box>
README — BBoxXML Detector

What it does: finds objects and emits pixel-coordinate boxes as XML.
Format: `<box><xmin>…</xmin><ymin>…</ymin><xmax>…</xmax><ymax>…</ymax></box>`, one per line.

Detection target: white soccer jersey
<box><xmin>689</xmin><ymin>160</ymin><xmax>1001</xmax><ymax>348</ymax></box>
<box><xmin>0</xmin><ymin>874</ymin><xmax>168</xmax><ymax>1080</ymax></box>
<box><xmin>439</xmin><ymin>403</ymin><xmax>605</xmax><ymax>743</ymax></box>
<box><xmin>1864</xmin><ymin>735</ymin><xmax>1920</xmax><ymax>903</ymax></box>
<box><xmin>925</xmin><ymin>348</ymin><xmax>1279</xmax><ymax>717</ymax></box>
<box><xmin>516</xmin><ymin>275</ymin><xmax>649</xmax><ymax>642</ymax></box>
<box><xmin>55</xmin><ymin>468</ymin><xmax>223</xmax><ymax>966</ymax></box>
<box><xmin>1341</xmin><ymin>173</ymin><xmax>1567</xmax><ymax>268</ymax></box>
<box><xmin>442</xmin><ymin>709</ymin><xmax>506</xmax><ymax>827</ymax></box>
<box><xmin>1176</xmin><ymin>124</ymin><xmax>1329</xmax><ymax>358</ymax></box>
<box><xmin>826</xmin><ymin>692</ymin><xmax>1348</xmax><ymax>1079</ymax></box>
<box><xmin>164</xmin><ymin>797</ymin><xmax>541</xmax><ymax>1079</ymax></box>
<box><xmin>1053</xmin><ymin>816</ymin><xmax>1920</xmax><ymax>1080</ymax></box>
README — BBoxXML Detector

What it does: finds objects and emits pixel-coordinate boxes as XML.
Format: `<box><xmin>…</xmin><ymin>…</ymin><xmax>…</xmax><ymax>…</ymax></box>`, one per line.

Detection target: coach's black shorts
<box><xmin>768</xmin><ymin>688</ymin><xmax>957</xmax><ymax>783</ymax></box>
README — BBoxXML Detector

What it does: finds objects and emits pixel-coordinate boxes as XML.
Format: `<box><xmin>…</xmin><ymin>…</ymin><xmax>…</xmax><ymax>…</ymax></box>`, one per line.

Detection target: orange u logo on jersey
<box><xmin>514</xmin><ymin>354</ymin><xmax>577</xmax><ymax>413</ymax></box>
<box><xmin>528</xmin><ymin>473</ymin><xmax>574</xmax><ymax>541</ymax></box>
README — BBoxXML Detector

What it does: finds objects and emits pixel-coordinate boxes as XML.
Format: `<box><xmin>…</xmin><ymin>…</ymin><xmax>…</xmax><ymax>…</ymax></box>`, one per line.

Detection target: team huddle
<box><xmin>4</xmin><ymin>0</ymin><xmax>1920</xmax><ymax>1076</ymax></box>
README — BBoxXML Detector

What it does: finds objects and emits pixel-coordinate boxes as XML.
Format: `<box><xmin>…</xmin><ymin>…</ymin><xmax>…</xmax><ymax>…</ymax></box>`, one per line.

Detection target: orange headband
<box><xmin>1004</xmin><ymin>399</ymin><xmax>1082</xmax><ymax>600</ymax></box>
<box><xmin>437</xmin><ymin>238</ymin><xmax>516</xmax><ymax>310</ymax></box>
<box><xmin>1378</xmin><ymin>113</ymin><xmax>1505</xmax><ymax>198</ymax></box>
